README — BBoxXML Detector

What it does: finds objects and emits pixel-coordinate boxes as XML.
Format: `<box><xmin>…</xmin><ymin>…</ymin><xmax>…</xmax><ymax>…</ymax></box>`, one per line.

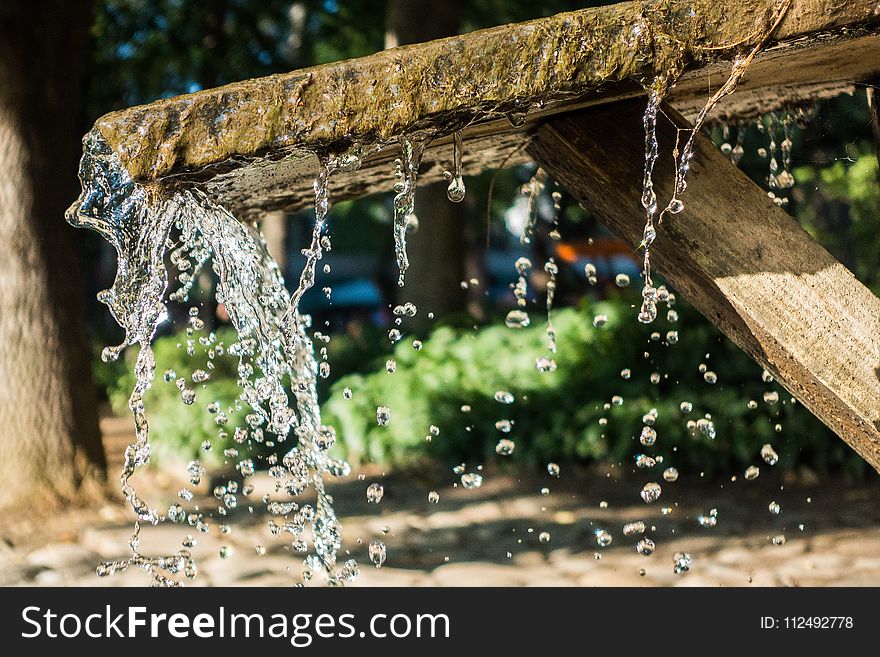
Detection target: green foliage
<box><xmin>795</xmin><ymin>152</ymin><xmax>880</xmax><ymax>293</ymax></box>
<box><xmin>322</xmin><ymin>296</ymin><xmax>865</xmax><ymax>477</ymax></box>
<box><xmin>105</xmin><ymin>328</ymin><xmax>248</xmax><ymax>464</ymax></box>
<box><xmin>98</xmin><ymin>295</ymin><xmax>867</xmax><ymax>477</ymax></box>
<box><xmin>102</xmin><ymin>323</ymin><xmax>394</xmax><ymax>465</ymax></box>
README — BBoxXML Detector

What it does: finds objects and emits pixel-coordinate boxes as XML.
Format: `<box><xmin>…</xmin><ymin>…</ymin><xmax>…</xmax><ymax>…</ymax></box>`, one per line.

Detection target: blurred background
<box><xmin>2</xmin><ymin>0</ymin><xmax>880</xmax><ymax>586</ymax></box>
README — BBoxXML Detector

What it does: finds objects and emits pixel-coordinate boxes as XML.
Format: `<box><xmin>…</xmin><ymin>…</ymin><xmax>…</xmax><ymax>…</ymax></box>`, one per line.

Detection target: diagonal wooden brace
<box><xmin>528</xmin><ymin>100</ymin><xmax>880</xmax><ymax>471</ymax></box>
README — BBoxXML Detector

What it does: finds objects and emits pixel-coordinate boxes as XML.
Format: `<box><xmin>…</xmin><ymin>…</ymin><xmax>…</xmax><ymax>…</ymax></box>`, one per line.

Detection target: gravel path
<box><xmin>2</xmin><ymin>415</ymin><xmax>880</xmax><ymax>587</ymax></box>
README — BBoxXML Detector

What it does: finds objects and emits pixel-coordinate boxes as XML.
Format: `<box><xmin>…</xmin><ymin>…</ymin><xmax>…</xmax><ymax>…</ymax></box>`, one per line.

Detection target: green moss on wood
<box><xmin>92</xmin><ymin>0</ymin><xmax>879</xmax><ymax>182</ymax></box>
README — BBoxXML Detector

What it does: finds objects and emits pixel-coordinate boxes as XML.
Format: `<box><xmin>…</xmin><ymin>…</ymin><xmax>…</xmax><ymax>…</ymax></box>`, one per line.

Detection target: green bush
<box><xmin>99</xmin><ymin>295</ymin><xmax>864</xmax><ymax>477</ymax></box>
<box><xmin>322</xmin><ymin>295</ymin><xmax>864</xmax><ymax>477</ymax></box>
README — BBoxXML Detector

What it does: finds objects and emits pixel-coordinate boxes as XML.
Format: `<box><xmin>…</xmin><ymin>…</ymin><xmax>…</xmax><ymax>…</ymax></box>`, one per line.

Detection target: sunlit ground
<box><xmin>2</xmin><ymin>411</ymin><xmax>879</xmax><ymax>587</ymax></box>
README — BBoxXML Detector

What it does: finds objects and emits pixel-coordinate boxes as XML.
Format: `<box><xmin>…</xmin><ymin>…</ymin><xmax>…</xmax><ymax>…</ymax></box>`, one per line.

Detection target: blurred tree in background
<box><xmin>0</xmin><ymin>1</ymin><xmax>106</xmax><ymax>512</ymax></box>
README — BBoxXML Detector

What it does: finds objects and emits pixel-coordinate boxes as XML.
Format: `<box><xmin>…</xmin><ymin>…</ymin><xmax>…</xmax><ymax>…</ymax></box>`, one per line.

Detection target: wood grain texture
<box><xmin>528</xmin><ymin>100</ymin><xmax>880</xmax><ymax>470</ymax></box>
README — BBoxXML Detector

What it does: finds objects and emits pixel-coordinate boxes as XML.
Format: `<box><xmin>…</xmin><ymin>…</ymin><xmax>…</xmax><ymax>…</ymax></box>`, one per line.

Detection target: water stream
<box><xmin>68</xmin><ymin>132</ymin><xmax>354</xmax><ymax>585</ymax></box>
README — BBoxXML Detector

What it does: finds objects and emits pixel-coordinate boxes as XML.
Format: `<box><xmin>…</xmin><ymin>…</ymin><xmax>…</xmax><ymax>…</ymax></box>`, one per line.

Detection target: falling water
<box><xmin>519</xmin><ymin>167</ymin><xmax>547</xmax><ymax>245</ymax></box>
<box><xmin>392</xmin><ymin>136</ymin><xmax>427</xmax><ymax>286</ymax></box>
<box><xmin>67</xmin><ymin>130</ymin><xmax>353</xmax><ymax>586</ymax></box>
<box><xmin>543</xmin><ymin>259</ymin><xmax>558</xmax><ymax>354</ymax></box>
<box><xmin>636</xmin><ymin>0</ymin><xmax>792</xmax><ymax>325</ymax></box>
<box><xmin>443</xmin><ymin>130</ymin><xmax>467</xmax><ymax>203</ymax></box>
<box><xmin>637</xmin><ymin>86</ymin><xmax>662</xmax><ymax>325</ymax></box>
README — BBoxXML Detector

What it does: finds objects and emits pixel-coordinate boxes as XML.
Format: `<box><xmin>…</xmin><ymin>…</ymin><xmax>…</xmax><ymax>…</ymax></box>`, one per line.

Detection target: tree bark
<box><xmin>386</xmin><ymin>0</ymin><xmax>468</xmax><ymax>330</ymax></box>
<box><xmin>0</xmin><ymin>1</ymin><xmax>106</xmax><ymax>511</ymax></box>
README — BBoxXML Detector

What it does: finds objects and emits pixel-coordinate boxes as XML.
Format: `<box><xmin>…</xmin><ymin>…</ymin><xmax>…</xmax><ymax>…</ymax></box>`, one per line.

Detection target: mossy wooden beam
<box><xmin>529</xmin><ymin>99</ymin><xmax>880</xmax><ymax>471</ymax></box>
<box><xmin>87</xmin><ymin>0</ymin><xmax>880</xmax><ymax>219</ymax></box>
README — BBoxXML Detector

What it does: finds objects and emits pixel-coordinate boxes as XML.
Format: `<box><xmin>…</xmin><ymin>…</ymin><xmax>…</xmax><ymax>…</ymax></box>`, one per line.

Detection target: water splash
<box><xmin>67</xmin><ymin>130</ymin><xmax>351</xmax><ymax>586</ymax></box>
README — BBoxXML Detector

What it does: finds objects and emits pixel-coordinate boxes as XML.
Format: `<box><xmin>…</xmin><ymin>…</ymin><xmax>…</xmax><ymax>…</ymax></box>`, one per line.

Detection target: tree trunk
<box><xmin>386</xmin><ymin>0</ymin><xmax>468</xmax><ymax>330</ymax></box>
<box><xmin>0</xmin><ymin>1</ymin><xmax>106</xmax><ymax>512</ymax></box>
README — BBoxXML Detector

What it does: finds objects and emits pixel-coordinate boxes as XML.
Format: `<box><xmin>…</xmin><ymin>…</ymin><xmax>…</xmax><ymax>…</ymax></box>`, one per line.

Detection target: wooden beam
<box><xmin>79</xmin><ymin>0</ymin><xmax>880</xmax><ymax>219</ymax></box>
<box><xmin>528</xmin><ymin>100</ymin><xmax>880</xmax><ymax>471</ymax></box>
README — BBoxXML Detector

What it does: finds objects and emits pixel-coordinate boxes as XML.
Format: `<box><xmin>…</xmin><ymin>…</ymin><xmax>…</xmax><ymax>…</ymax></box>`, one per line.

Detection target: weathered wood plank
<box><xmin>528</xmin><ymin>99</ymin><xmax>880</xmax><ymax>471</ymax></box>
<box><xmin>82</xmin><ymin>0</ymin><xmax>880</xmax><ymax>219</ymax></box>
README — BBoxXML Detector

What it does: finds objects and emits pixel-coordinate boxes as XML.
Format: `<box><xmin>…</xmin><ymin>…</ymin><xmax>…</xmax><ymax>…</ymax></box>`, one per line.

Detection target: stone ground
<box><xmin>3</xmin><ymin>414</ymin><xmax>880</xmax><ymax>587</ymax></box>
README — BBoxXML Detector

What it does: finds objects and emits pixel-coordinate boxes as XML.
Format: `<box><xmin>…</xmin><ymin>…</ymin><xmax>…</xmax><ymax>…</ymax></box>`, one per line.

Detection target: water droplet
<box><xmin>446</xmin><ymin>175</ymin><xmax>466</xmax><ymax>203</ymax></box>
<box><xmin>744</xmin><ymin>465</ymin><xmax>760</xmax><ymax>480</ymax></box>
<box><xmin>623</xmin><ymin>521</ymin><xmax>646</xmax><ymax>536</ymax></box>
<box><xmin>697</xmin><ymin>509</ymin><xmax>718</xmax><ymax>527</ymax></box>
<box><xmin>771</xmin><ymin>534</ymin><xmax>786</xmax><ymax>546</ymax></box>
<box><xmin>495</xmin><ymin>438</ymin><xmax>516</xmax><ymax>456</ymax></box>
<box><xmin>663</xmin><ymin>467</ymin><xmax>679</xmax><ymax>482</ymax></box>
<box><xmin>761</xmin><ymin>443</ymin><xmax>779</xmax><ymax>465</ymax></box>
<box><xmin>376</xmin><ymin>406</ymin><xmax>391</xmax><ymax>426</ymax></box>
<box><xmin>703</xmin><ymin>371</ymin><xmax>718</xmax><ymax>384</ymax></box>
<box><xmin>461</xmin><ymin>472</ymin><xmax>483</xmax><ymax>489</ymax></box>
<box><xmin>620</xmin><ymin>368</ymin><xmax>631</xmax><ymax>380</ymax></box>
<box><xmin>696</xmin><ymin>417</ymin><xmax>716</xmax><ymax>440</ymax></box>
<box><xmin>535</xmin><ymin>357</ymin><xmax>557</xmax><ymax>373</ymax></box>
<box><xmin>768</xmin><ymin>501</ymin><xmax>781</xmax><ymax>515</ymax></box>
<box><xmin>679</xmin><ymin>401</ymin><xmax>693</xmax><ymax>413</ymax></box>
<box><xmin>615</xmin><ymin>273</ymin><xmax>630</xmax><ymax>287</ymax></box>
<box><xmin>673</xmin><ymin>551</ymin><xmax>692</xmax><ymax>573</ymax></box>
<box><xmin>539</xmin><ymin>531</ymin><xmax>551</xmax><ymax>543</ymax></box>
<box><xmin>219</xmin><ymin>546</ymin><xmax>233</xmax><ymax>559</ymax></box>
<box><xmin>495</xmin><ymin>418</ymin><xmax>514</xmax><ymax>433</ymax></box>
<box><xmin>427</xmin><ymin>490</ymin><xmax>440</xmax><ymax>504</ymax></box>
<box><xmin>369</xmin><ymin>540</ymin><xmax>387</xmax><ymax>568</ymax></box>
<box><xmin>338</xmin><ymin>152</ymin><xmax>361</xmax><ymax>172</ymax></box>
<box><xmin>595</xmin><ymin>530</ymin><xmax>613</xmax><ymax>547</ymax></box>
<box><xmin>640</xmin><ymin>426</ymin><xmax>657</xmax><ymax>446</ymax></box>
<box><xmin>366</xmin><ymin>483</ymin><xmax>384</xmax><ymax>504</ymax></box>
<box><xmin>763</xmin><ymin>391</ymin><xmax>779</xmax><ymax>405</ymax></box>
<box><xmin>546</xmin><ymin>463</ymin><xmax>560</xmax><ymax>477</ymax></box>
<box><xmin>494</xmin><ymin>390</ymin><xmax>514</xmax><ymax>404</ymax></box>
<box><xmin>593</xmin><ymin>314</ymin><xmax>608</xmax><ymax>328</ymax></box>
<box><xmin>505</xmin><ymin>309</ymin><xmax>530</xmax><ymax>329</ymax></box>
<box><xmin>637</xmin><ymin>538</ymin><xmax>655</xmax><ymax>556</ymax></box>
<box><xmin>640</xmin><ymin>482</ymin><xmax>662</xmax><ymax>503</ymax></box>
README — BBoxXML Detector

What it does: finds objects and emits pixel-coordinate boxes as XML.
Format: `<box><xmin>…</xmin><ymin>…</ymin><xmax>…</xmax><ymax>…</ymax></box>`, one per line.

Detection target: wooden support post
<box><xmin>528</xmin><ymin>100</ymin><xmax>880</xmax><ymax>471</ymax></box>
